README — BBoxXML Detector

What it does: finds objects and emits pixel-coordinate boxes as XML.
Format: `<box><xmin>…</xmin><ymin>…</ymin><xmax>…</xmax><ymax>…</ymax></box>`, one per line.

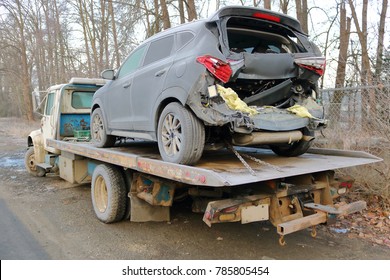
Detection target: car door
<box><xmin>106</xmin><ymin>45</ymin><xmax>147</xmax><ymax>130</ymax></box>
<box><xmin>130</xmin><ymin>35</ymin><xmax>175</xmax><ymax>132</ymax></box>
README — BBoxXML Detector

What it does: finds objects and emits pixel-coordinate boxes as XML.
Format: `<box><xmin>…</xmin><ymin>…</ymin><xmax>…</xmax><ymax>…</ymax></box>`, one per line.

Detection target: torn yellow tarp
<box><xmin>287</xmin><ymin>104</ymin><xmax>317</xmax><ymax>119</ymax></box>
<box><xmin>216</xmin><ymin>85</ymin><xmax>258</xmax><ymax>116</ymax></box>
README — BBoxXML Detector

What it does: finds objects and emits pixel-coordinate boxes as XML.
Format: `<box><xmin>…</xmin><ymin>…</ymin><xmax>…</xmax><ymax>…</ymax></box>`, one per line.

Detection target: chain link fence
<box><xmin>315</xmin><ymin>84</ymin><xmax>390</xmax><ymax>200</ymax></box>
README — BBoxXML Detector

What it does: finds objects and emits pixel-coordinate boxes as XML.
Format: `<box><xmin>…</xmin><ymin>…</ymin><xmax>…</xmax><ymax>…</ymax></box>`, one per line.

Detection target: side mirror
<box><xmin>101</xmin><ymin>69</ymin><xmax>115</xmax><ymax>80</ymax></box>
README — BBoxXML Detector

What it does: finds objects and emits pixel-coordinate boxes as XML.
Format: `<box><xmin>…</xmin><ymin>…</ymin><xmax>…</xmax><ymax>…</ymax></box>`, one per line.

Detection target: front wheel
<box><xmin>24</xmin><ymin>147</ymin><xmax>45</xmax><ymax>177</ymax></box>
<box><xmin>157</xmin><ymin>102</ymin><xmax>205</xmax><ymax>165</ymax></box>
<box><xmin>91</xmin><ymin>108</ymin><xmax>116</xmax><ymax>148</ymax></box>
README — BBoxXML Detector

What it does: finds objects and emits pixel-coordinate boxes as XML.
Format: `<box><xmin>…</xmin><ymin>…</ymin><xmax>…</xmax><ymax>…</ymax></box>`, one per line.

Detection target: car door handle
<box><xmin>123</xmin><ymin>81</ymin><xmax>131</xmax><ymax>88</ymax></box>
<box><xmin>155</xmin><ymin>69</ymin><xmax>166</xmax><ymax>77</ymax></box>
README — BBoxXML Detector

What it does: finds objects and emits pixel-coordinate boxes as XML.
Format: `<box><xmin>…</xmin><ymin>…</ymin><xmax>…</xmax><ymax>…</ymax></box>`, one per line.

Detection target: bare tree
<box><xmin>375</xmin><ymin>0</ymin><xmax>388</xmax><ymax>79</ymax></box>
<box><xmin>295</xmin><ymin>0</ymin><xmax>308</xmax><ymax>33</ymax></box>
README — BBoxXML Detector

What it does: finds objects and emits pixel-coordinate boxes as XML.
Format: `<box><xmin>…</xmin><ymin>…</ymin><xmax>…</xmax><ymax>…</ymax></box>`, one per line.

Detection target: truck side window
<box><xmin>72</xmin><ymin>91</ymin><xmax>94</xmax><ymax>109</ymax></box>
<box><xmin>143</xmin><ymin>35</ymin><xmax>174</xmax><ymax>66</ymax></box>
<box><xmin>117</xmin><ymin>45</ymin><xmax>147</xmax><ymax>79</ymax></box>
<box><xmin>45</xmin><ymin>92</ymin><xmax>55</xmax><ymax>115</ymax></box>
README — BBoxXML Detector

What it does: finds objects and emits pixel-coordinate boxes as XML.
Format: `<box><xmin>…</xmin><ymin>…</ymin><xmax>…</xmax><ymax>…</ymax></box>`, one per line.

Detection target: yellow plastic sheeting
<box><xmin>216</xmin><ymin>85</ymin><xmax>258</xmax><ymax>116</ymax></box>
<box><xmin>287</xmin><ymin>104</ymin><xmax>317</xmax><ymax>119</ymax></box>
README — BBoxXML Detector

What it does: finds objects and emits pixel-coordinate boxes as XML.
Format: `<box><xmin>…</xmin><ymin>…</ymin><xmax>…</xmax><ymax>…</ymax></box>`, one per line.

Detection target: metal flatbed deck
<box><xmin>47</xmin><ymin>139</ymin><xmax>382</xmax><ymax>187</ymax></box>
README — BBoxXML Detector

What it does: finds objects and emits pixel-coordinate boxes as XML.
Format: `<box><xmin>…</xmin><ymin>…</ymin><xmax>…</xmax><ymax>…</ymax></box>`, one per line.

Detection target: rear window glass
<box><xmin>143</xmin><ymin>35</ymin><xmax>174</xmax><ymax>66</ymax></box>
<box><xmin>226</xmin><ymin>17</ymin><xmax>304</xmax><ymax>54</ymax></box>
<box><xmin>176</xmin><ymin>31</ymin><xmax>195</xmax><ymax>49</ymax></box>
<box><xmin>72</xmin><ymin>91</ymin><xmax>94</xmax><ymax>109</ymax></box>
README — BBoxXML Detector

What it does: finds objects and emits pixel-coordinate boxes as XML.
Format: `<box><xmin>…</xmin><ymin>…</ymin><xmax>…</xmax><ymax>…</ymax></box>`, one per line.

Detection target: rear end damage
<box><xmin>186</xmin><ymin>9</ymin><xmax>327</xmax><ymax>155</ymax></box>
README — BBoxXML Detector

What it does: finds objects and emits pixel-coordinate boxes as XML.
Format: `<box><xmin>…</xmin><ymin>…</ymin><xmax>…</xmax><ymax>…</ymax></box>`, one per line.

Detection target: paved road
<box><xmin>0</xmin><ymin>199</ymin><xmax>49</xmax><ymax>259</ymax></box>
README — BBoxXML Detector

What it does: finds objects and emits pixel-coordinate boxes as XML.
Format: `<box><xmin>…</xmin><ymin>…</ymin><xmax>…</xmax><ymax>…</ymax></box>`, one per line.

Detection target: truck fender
<box><xmin>27</xmin><ymin>129</ymin><xmax>45</xmax><ymax>164</ymax></box>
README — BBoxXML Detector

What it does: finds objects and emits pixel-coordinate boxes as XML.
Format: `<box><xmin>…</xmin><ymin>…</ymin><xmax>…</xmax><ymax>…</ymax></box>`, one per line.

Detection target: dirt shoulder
<box><xmin>0</xmin><ymin>118</ymin><xmax>389</xmax><ymax>259</ymax></box>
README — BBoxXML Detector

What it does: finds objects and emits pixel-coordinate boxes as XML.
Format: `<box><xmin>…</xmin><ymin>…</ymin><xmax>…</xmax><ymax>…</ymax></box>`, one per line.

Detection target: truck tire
<box><xmin>270</xmin><ymin>129</ymin><xmax>314</xmax><ymax>157</ymax></box>
<box><xmin>157</xmin><ymin>102</ymin><xmax>205</xmax><ymax>165</ymax></box>
<box><xmin>91</xmin><ymin>164</ymin><xmax>127</xmax><ymax>223</ymax></box>
<box><xmin>91</xmin><ymin>108</ymin><xmax>116</xmax><ymax>148</ymax></box>
<box><xmin>24</xmin><ymin>147</ymin><xmax>45</xmax><ymax>177</ymax></box>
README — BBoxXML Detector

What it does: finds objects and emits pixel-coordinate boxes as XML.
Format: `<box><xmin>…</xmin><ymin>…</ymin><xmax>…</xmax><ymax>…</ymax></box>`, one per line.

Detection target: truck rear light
<box><xmin>196</xmin><ymin>55</ymin><xmax>232</xmax><ymax>83</ymax></box>
<box><xmin>295</xmin><ymin>57</ymin><xmax>326</xmax><ymax>76</ymax></box>
<box><xmin>252</xmin><ymin>12</ymin><xmax>281</xmax><ymax>23</ymax></box>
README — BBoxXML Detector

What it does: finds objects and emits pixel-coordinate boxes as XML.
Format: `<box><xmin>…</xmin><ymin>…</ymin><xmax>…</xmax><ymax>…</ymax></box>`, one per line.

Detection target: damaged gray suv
<box><xmin>91</xmin><ymin>6</ymin><xmax>326</xmax><ymax>165</ymax></box>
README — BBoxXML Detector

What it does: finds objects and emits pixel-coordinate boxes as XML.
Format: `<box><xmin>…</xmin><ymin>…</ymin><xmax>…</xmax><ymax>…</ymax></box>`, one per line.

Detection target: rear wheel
<box><xmin>24</xmin><ymin>147</ymin><xmax>45</xmax><ymax>177</ymax></box>
<box><xmin>157</xmin><ymin>102</ymin><xmax>205</xmax><ymax>165</ymax></box>
<box><xmin>91</xmin><ymin>108</ymin><xmax>116</xmax><ymax>148</ymax></box>
<box><xmin>270</xmin><ymin>129</ymin><xmax>314</xmax><ymax>157</ymax></box>
<box><xmin>91</xmin><ymin>164</ymin><xmax>127</xmax><ymax>223</ymax></box>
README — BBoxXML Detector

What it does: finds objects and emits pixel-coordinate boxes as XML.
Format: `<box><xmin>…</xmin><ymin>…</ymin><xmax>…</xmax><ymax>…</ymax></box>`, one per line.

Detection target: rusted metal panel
<box><xmin>134</xmin><ymin>174</ymin><xmax>175</xmax><ymax>207</ymax></box>
<box><xmin>277</xmin><ymin>212</ymin><xmax>327</xmax><ymax>235</ymax></box>
<box><xmin>203</xmin><ymin>195</ymin><xmax>271</xmax><ymax>226</ymax></box>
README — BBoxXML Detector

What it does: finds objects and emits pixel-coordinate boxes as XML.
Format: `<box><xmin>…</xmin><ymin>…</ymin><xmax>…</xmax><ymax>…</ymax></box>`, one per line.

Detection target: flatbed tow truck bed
<box><xmin>48</xmin><ymin>139</ymin><xmax>381</xmax><ymax>186</ymax></box>
<box><xmin>47</xmin><ymin>139</ymin><xmax>382</xmax><ymax>245</ymax></box>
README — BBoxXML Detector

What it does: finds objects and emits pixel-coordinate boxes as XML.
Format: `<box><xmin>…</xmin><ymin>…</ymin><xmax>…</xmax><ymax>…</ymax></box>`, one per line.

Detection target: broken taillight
<box><xmin>295</xmin><ymin>57</ymin><xmax>326</xmax><ymax>76</ymax></box>
<box><xmin>196</xmin><ymin>55</ymin><xmax>232</xmax><ymax>83</ymax></box>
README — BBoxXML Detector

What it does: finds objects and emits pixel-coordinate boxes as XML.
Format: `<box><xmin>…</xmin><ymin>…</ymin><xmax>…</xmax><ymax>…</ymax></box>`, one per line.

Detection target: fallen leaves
<box><xmin>327</xmin><ymin>194</ymin><xmax>390</xmax><ymax>248</ymax></box>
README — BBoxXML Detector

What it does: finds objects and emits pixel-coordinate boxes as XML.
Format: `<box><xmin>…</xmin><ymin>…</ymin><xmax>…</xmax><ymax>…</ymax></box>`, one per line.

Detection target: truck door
<box><xmin>41</xmin><ymin>90</ymin><xmax>59</xmax><ymax>153</ymax></box>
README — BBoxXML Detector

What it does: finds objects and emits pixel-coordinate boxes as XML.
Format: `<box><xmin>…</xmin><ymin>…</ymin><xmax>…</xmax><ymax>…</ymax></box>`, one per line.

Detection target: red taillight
<box><xmin>295</xmin><ymin>57</ymin><xmax>326</xmax><ymax>76</ymax></box>
<box><xmin>252</xmin><ymin>12</ymin><xmax>281</xmax><ymax>23</ymax></box>
<box><xmin>196</xmin><ymin>55</ymin><xmax>232</xmax><ymax>83</ymax></box>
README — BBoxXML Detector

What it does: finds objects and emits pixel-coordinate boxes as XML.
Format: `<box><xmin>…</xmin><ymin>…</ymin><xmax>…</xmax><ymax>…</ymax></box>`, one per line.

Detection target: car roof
<box><xmin>208</xmin><ymin>6</ymin><xmax>304</xmax><ymax>34</ymax></box>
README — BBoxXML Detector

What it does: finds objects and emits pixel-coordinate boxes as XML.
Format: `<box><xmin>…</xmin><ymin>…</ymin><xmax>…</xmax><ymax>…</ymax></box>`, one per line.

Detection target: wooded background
<box><xmin>0</xmin><ymin>0</ymin><xmax>388</xmax><ymax>121</ymax></box>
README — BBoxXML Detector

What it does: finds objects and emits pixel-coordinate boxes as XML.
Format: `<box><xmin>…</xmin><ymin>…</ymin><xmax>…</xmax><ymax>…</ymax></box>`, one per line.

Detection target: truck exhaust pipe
<box><xmin>232</xmin><ymin>131</ymin><xmax>304</xmax><ymax>146</ymax></box>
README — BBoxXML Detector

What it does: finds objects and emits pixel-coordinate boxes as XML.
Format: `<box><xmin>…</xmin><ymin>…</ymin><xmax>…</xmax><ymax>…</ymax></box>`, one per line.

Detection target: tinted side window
<box><xmin>143</xmin><ymin>35</ymin><xmax>174</xmax><ymax>66</ymax></box>
<box><xmin>177</xmin><ymin>31</ymin><xmax>195</xmax><ymax>49</ymax></box>
<box><xmin>72</xmin><ymin>91</ymin><xmax>94</xmax><ymax>109</ymax></box>
<box><xmin>118</xmin><ymin>45</ymin><xmax>146</xmax><ymax>78</ymax></box>
<box><xmin>45</xmin><ymin>92</ymin><xmax>55</xmax><ymax>115</ymax></box>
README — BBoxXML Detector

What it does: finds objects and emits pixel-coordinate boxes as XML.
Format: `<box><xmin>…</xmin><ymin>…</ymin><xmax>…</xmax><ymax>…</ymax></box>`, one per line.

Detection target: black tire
<box><xmin>24</xmin><ymin>147</ymin><xmax>45</xmax><ymax>177</ymax></box>
<box><xmin>91</xmin><ymin>164</ymin><xmax>127</xmax><ymax>223</ymax></box>
<box><xmin>270</xmin><ymin>129</ymin><xmax>314</xmax><ymax>157</ymax></box>
<box><xmin>157</xmin><ymin>102</ymin><xmax>205</xmax><ymax>165</ymax></box>
<box><xmin>91</xmin><ymin>108</ymin><xmax>116</xmax><ymax>148</ymax></box>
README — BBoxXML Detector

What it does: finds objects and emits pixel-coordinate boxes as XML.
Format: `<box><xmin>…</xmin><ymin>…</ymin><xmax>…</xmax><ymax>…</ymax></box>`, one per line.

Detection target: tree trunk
<box><xmin>15</xmin><ymin>0</ymin><xmax>33</xmax><ymax>121</ymax></box>
<box><xmin>187</xmin><ymin>0</ymin><xmax>197</xmax><ymax>21</ymax></box>
<box><xmin>264</xmin><ymin>0</ymin><xmax>271</xmax><ymax>9</ymax></box>
<box><xmin>160</xmin><ymin>0</ymin><xmax>171</xmax><ymax>30</ymax></box>
<box><xmin>375</xmin><ymin>0</ymin><xmax>388</xmax><ymax>79</ymax></box>
<box><xmin>108</xmin><ymin>0</ymin><xmax>120</xmax><ymax>68</ymax></box>
<box><xmin>280</xmin><ymin>0</ymin><xmax>290</xmax><ymax>14</ymax></box>
<box><xmin>295</xmin><ymin>0</ymin><xmax>308</xmax><ymax>33</ymax></box>
<box><xmin>178</xmin><ymin>0</ymin><xmax>185</xmax><ymax>24</ymax></box>
<box><xmin>331</xmin><ymin>1</ymin><xmax>351</xmax><ymax>123</ymax></box>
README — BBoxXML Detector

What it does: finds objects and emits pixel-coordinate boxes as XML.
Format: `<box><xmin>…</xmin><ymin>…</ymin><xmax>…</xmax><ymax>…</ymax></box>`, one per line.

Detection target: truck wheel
<box><xmin>270</xmin><ymin>129</ymin><xmax>314</xmax><ymax>157</ymax></box>
<box><xmin>157</xmin><ymin>102</ymin><xmax>205</xmax><ymax>165</ymax></box>
<box><xmin>91</xmin><ymin>164</ymin><xmax>127</xmax><ymax>223</ymax></box>
<box><xmin>91</xmin><ymin>108</ymin><xmax>116</xmax><ymax>148</ymax></box>
<box><xmin>24</xmin><ymin>147</ymin><xmax>45</xmax><ymax>177</ymax></box>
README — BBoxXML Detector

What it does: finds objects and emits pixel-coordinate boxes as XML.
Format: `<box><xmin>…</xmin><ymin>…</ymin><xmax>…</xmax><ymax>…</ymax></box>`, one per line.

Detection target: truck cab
<box><xmin>25</xmin><ymin>78</ymin><xmax>106</xmax><ymax>177</ymax></box>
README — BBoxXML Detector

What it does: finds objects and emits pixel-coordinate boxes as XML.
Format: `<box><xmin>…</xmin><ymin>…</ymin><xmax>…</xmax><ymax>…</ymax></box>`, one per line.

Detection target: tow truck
<box><xmin>26</xmin><ymin>78</ymin><xmax>382</xmax><ymax>245</ymax></box>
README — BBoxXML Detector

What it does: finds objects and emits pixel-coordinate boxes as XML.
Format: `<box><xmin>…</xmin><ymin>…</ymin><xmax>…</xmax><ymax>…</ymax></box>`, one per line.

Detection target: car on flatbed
<box><xmin>91</xmin><ymin>6</ymin><xmax>327</xmax><ymax>166</ymax></box>
<box><xmin>25</xmin><ymin>77</ymin><xmax>381</xmax><ymax>245</ymax></box>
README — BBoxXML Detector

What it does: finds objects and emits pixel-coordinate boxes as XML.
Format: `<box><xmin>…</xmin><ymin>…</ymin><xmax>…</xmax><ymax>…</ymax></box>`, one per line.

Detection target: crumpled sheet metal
<box><xmin>217</xmin><ymin>85</ymin><xmax>259</xmax><ymax>116</ymax></box>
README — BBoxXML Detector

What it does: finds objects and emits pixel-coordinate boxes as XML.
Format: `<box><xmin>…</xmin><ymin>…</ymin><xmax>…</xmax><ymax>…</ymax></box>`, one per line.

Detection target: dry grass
<box><xmin>0</xmin><ymin>117</ymin><xmax>40</xmax><ymax>138</ymax></box>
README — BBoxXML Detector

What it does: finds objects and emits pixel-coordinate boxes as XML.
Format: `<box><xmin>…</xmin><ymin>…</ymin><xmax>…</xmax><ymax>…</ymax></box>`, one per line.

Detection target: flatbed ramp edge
<box><xmin>47</xmin><ymin>139</ymin><xmax>382</xmax><ymax>187</ymax></box>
